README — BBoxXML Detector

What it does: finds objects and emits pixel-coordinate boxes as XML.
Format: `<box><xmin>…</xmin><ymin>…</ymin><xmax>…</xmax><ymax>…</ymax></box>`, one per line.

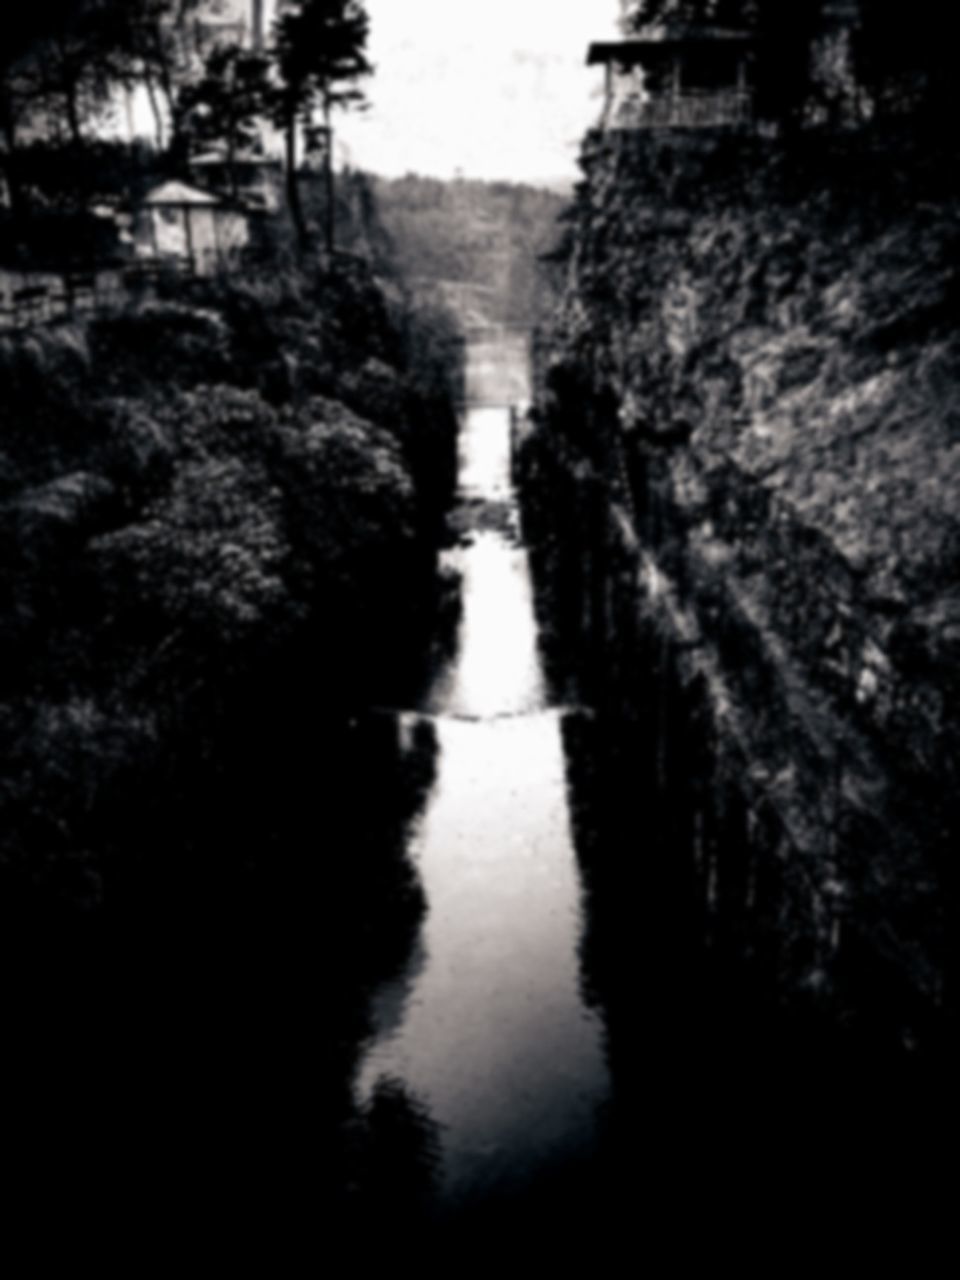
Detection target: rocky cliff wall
<box><xmin>526</xmin><ymin>127</ymin><xmax>959</xmax><ymax>1053</ymax></box>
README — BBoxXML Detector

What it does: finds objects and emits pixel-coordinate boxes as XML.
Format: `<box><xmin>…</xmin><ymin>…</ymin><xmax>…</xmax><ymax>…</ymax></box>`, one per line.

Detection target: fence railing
<box><xmin>608</xmin><ymin>89</ymin><xmax>754</xmax><ymax>130</ymax></box>
<box><xmin>0</xmin><ymin>258</ymin><xmax>196</xmax><ymax>333</ymax></box>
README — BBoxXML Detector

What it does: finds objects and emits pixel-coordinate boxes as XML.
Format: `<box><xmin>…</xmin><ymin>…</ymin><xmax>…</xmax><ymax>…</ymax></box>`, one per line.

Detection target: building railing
<box><xmin>0</xmin><ymin>259</ymin><xmax>197</xmax><ymax>333</ymax></box>
<box><xmin>607</xmin><ymin>88</ymin><xmax>754</xmax><ymax>129</ymax></box>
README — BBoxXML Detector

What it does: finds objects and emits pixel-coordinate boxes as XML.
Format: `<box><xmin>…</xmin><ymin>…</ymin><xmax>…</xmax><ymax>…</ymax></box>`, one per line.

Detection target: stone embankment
<box><xmin>524</xmin><ymin>128</ymin><xmax>959</xmax><ymax>1051</ymax></box>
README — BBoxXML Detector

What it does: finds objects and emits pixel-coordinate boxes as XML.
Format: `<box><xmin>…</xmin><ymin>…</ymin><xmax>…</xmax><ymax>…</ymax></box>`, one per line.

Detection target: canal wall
<box><xmin>524</xmin><ymin>128</ymin><xmax>959</xmax><ymax>1052</ymax></box>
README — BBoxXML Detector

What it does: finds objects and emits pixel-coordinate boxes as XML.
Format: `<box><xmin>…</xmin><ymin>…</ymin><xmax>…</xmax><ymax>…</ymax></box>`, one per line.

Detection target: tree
<box><xmin>7</xmin><ymin>7</ymin><xmax>122</xmax><ymax>147</ymax></box>
<box><xmin>750</xmin><ymin>1</ymin><xmax>823</xmax><ymax>127</ymax></box>
<box><xmin>178</xmin><ymin>43</ymin><xmax>271</xmax><ymax>198</ymax></box>
<box><xmin>3</xmin><ymin>5</ymin><xmax>97</xmax><ymax>214</ymax></box>
<box><xmin>102</xmin><ymin>0</ymin><xmax>207</xmax><ymax>152</ymax></box>
<box><xmin>269</xmin><ymin>0</ymin><xmax>372</xmax><ymax>254</ymax></box>
<box><xmin>854</xmin><ymin>0</ymin><xmax>958</xmax><ymax>125</ymax></box>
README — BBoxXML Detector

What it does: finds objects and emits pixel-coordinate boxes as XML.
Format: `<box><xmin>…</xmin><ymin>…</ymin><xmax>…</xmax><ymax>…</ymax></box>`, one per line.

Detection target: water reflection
<box><xmin>457</xmin><ymin>405</ymin><xmax>514</xmax><ymax>501</ymax></box>
<box><xmin>425</xmin><ymin>530</ymin><xmax>545</xmax><ymax>720</ymax></box>
<box><xmin>425</xmin><ymin>406</ymin><xmax>542</xmax><ymax>719</ymax></box>
<box><xmin>354</xmin><ymin>362</ymin><xmax>610</xmax><ymax>1212</ymax></box>
<box><xmin>356</xmin><ymin>711</ymin><xmax>608</xmax><ymax>1203</ymax></box>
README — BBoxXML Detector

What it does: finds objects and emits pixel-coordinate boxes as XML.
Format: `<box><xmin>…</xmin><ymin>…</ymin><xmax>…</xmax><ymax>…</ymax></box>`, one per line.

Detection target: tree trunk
<box><xmin>145</xmin><ymin>73</ymin><xmax>166</xmax><ymax>151</ymax></box>
<box><xmin>0</xmin><ymin>86</ymin><xmax>25</xmax><ymax>222</ymax></box>
<box><xmin>64</xmin><ymin>79</ymin><xmax>83</xmax><ymax>146</ymax></box>
<box><xmin>157</xmin><ymin>73</ymin><xmax>177</xmax><ymax>150</ymax></box>
<box><xmin>150</xmin><ymin>30</ymin><xmax>178</xmax><ymax>151</ymax></box>
<box><xmin>323</xmin><ymin>99</ymin><xmax>335</xmax><ymax>256</ymax></box>
<box><xmin>53</xmin><ymin>35</ymin><xmax>84</xmax><ymax>146</ymax></box>
<box><xmin>227</xmin><ymin>129</ymin><xmax>238</xmax><ymax>202</ymax></box>
<box><xmin>285</xmin><ymin>115</ymin><xmax>308</xmax><ymax>250</ymax></box>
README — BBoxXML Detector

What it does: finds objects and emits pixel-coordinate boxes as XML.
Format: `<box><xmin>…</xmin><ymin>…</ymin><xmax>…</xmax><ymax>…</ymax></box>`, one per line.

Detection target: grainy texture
<box><xmin>527</xmin><ymin>128</ymin><xmax>959</xmax><ymax>1049</ymax></box>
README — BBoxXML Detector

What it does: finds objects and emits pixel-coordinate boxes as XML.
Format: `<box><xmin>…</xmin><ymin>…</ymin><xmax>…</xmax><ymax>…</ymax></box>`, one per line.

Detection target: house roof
<box><xmin>588</xmin><ymin>26</ymin><xmax>754</xmax><ymax>65</ymax></box>
<box><xmin>142</xmin><ymin>181</ymin><xmax>222</xmax><ymax>207</ymax></box>
<box><xmin>822</xmin><ymin>1</ymin><xmax>861</xmax><ymax>19</ymax></box>
<box><xmin>189</xmin><ymin>150</ymin><xmax>280</xmax><ymax>169</ymax></box>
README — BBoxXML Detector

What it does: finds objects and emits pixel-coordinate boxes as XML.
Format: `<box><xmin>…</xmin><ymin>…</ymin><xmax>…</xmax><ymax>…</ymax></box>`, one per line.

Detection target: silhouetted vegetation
<box><xmin>2</xmin><ymin>2</ymin><xmax>375</xmax><ymax>257</ymax></box>
<box><xmin>0</xmin><ymin>251</ymin><xmax>460</xmax><ymax>904</ymax></box>
<box><xmin>627</xmin><ymin>0</ymin><xmax>960</xmax><ymax>131</ymax></box>
<box><xmin>271</xmin><ymin>0</ymin><xmax>371</xmax><ymax>250</ymax></box>
<box><xmin>0</xmin><ymin>242</ymin><xmax>462</xmax><ymax>1228</ymax></box>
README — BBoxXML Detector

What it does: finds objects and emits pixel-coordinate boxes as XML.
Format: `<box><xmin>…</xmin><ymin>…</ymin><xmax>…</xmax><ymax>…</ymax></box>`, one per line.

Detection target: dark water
<box><xmin>352</xmin><ymin>349</ymin><xmax>610</xmax><ymax>1217</ymax></box>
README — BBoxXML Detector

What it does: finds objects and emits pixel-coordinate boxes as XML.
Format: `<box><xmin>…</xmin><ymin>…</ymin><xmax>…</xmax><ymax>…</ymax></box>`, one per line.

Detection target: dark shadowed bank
<box><xmin>0</xmin><ymin>251</ymin><xmax>463</xmax><ymax>1246</ymax></box>
<box><xmin>517</xmin><ymin>121</ymin><xmax>958</xmax><ymax>1240</ymax></box>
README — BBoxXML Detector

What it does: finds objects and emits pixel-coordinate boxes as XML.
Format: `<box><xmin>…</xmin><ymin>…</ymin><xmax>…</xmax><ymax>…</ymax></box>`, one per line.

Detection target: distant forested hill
<box><xmin>341</xmin><ymin>173</ymin><xmax>569</xmax><ymax>330</ymax></box>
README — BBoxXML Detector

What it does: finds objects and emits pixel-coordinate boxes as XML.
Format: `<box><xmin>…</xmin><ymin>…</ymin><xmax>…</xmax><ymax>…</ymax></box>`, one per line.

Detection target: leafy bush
<box><xmin>0</xmin><ymin>254</ymin><xmax>460</xmax><ymax>919</ymax></box>
<box><xmin>94</xmin><ymin>457</ymin><xmax>294</xmax><ymax>650</ymax></box>
<box><xmin>89</xmin><ymin>302</ymin><xmax>234</xmax><ymax>392</ymax></box>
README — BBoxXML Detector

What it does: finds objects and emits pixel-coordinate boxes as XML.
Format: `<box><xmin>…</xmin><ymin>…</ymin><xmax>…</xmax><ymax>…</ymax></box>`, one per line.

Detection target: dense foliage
<box><xmin>0</xmin><ymin>2</ymin><xmax>467</xmax><ymax>1240</ymax></box>
<box><xmin>0</xmin><ymin>252</ymin><xmax>463</xmax><ymax>1237</ymax></box>
<box><xmin>271</xmin><ymin>0</ymin><xmax>371</xmax><ymax>249</ymax></box>
<box><xmin>0</xmin><ymin>256</ymin><xmax>460</xmax><ymax>922</ymax></box>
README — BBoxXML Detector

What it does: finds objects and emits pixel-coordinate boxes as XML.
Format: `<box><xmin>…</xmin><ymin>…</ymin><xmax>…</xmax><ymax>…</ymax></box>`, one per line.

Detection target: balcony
<box><xmin>607</xmin><ymin>88</ymin><xmax>754</xmax><ymax>130</ymax></box>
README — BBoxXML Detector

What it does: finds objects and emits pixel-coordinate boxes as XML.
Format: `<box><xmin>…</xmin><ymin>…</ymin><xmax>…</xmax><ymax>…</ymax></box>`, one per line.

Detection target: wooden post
<box><xmin>183</xmin><ymin>205</ymin><xmax>196</xmax><ymax>276</ymax></box>
<box><xmin>671</xmin><ymin>55</ymin><xmax>682</xmax><ymax>126</ymax></box>
<box><xmin>124</xmin><ymin>88</ymin><xmax>136</xmax><ymax>143</ymax></box>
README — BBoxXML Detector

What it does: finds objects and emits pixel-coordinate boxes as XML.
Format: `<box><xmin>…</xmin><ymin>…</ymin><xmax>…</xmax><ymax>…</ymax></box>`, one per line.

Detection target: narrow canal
<box><xmin>352</xmin><ymin>336</ymin><xmax>611</xmax><ymax>1216</ymax></box>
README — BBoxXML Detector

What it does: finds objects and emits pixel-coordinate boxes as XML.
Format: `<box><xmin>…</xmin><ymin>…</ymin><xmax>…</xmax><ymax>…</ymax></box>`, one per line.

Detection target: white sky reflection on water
<box><xmin>354</xmin><ymin>373</ymin><xmax>610</xmax><ymax>1205</ymax></box>
<box><xmin>428</xmin><ymin>406</ymin><xmax>543</xmax><ymax>720</ymax></box>
<box><xmin>430</xmin><ymin>530</ymin><xmax>546</xmax><ymax>720</ymax></box>
<box><xmin>458</xmin><ymin>405</ymin><xmax>513</xmax><ymax>502</ymax></box>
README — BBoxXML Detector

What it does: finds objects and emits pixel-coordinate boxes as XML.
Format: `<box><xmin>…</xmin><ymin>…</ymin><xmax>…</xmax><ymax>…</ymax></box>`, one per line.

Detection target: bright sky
<box><xmin>337</xmin><ymin>0</ymin><xmax>621</xmax><ymax>185</ymax></box>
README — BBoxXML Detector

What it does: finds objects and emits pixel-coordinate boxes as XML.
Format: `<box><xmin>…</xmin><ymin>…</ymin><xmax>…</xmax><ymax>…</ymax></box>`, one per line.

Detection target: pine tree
<box><xmin>269</xmin><ymin>0</ymin><xmax>371</xmax><ymax>253</ymax></box>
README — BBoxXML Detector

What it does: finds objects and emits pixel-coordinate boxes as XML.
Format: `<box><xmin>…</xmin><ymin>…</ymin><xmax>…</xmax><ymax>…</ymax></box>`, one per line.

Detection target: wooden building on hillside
<box><xmin>588</xmin><ymin>22</ymin><xmax>755</xmax><ymax>131</ymax></box>
<box><xmin>188</xmin><ymin>150</ymin><xmax>283</xmax><ymax>212</ymax></box>
<box><xmin>134</xmin><ymin>181</ymin><xmax>254</xmax><ymax>276</ymax></box>
<box><xmin>591</xmin><ymin>2</ymin><xmax>866</xmax><ymax>133</ymax></box>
